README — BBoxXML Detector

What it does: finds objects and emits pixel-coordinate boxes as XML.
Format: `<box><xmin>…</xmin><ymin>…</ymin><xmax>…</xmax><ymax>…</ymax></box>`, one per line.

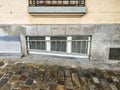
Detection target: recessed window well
<box><xmin>109</xmin><ymin>48</ymin><xmax>120</xmax><ymax>60</ymax></box>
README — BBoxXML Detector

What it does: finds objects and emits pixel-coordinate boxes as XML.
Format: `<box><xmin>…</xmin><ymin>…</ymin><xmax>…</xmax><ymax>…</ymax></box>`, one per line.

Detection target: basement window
<box><xmin>26</xmin><ymin>36</ymin><xmax>91</xmax><ymax>56</ymax></box>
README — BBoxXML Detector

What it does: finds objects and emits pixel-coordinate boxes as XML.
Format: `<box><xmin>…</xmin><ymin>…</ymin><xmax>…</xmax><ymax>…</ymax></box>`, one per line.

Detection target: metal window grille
<box><xmin>72</xmin><ymin>36</ymin><xmax>90</xmax><ymax>54</ymax></box>
<box><xmin>51</xmin><ymin>37</ymin><xmax>66</xmax><ymax>52</ymax></box>
<box><xmin>26</xmin><ymin>36</ymin><xmax>91</xmax><ymax>55</ymax></box>
<box><xmin>27</xmin><ymin>37</ymin><xmax>46</xmax><ymax>50</ymax></box>
<box><xmin>29</xmin><ymin>0</ymin><xmax>85</xmax><ymax>6</ymax></box>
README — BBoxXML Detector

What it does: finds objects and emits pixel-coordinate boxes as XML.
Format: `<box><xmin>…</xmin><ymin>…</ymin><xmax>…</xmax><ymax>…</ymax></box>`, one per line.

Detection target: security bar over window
<box><xmin>29</xmin><ymin>0</ymin><xmax>85</xmax><ymax>6</ymax></box>
<box><xmin>27</xmin><ymin>36</ymin><xmax>46</xmax><ymax>51</ymax></box>
<box><xmin>26</xmin><ymin>35</ymin><xmax>91</xmax><ymax>55</ymax></box>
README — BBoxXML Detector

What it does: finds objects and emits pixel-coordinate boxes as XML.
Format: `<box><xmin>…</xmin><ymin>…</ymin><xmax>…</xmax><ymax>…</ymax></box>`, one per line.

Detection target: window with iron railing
<box><xmin>26</xmin><ymin>35</ymin><xmax>91</xmax><ymax>55</ymax></box>
<box><xmin>28</xmin><ymin>0</ymin><xmax>85</xmax><ymax>6</ymax></box>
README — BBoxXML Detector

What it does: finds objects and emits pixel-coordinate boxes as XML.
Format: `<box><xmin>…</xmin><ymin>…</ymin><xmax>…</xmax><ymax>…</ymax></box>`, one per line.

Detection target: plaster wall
<box><xmin>0</xmin><ymin>0</ymin><xmax>120</xmax><ymax>24</ymax></box>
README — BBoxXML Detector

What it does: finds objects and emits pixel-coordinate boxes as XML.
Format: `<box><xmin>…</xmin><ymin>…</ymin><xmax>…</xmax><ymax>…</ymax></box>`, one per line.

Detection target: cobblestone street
<box><xmin>0</xmin><ymin>62</ymin><xmax>119</xmax><ymax>90</ymax></box>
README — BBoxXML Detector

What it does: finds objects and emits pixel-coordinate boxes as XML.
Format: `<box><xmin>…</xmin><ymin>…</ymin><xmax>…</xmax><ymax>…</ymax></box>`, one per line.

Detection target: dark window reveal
<box><xmin>109</xmin><ymin>48</ymin><xmax>120</xmax><ymax>60</ymax></box>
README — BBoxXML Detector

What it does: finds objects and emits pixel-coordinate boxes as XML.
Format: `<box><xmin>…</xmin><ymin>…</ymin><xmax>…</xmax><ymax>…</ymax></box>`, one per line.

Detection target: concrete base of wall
<box><xmin>0</xmin><ymin>53</ymin><xmax>23</xmax><ymax>58</ymax></box>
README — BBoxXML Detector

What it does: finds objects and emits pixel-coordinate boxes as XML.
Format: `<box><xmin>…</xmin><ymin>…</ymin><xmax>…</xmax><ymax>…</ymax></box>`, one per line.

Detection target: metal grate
<box><xmin>29</xmin><ymin>0</ymin><xmax>85</xmax><ymax>6</ymax></box>
<box><xmin>26</xmin><ymin>36</ymin><xmax>91</xmax><ymax>55</ymax></box>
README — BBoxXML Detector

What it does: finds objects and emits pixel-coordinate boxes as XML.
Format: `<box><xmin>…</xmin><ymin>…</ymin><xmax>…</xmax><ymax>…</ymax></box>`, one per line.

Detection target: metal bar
<box><xmin>28</xmin><ymin>0</ymin><xmax>85</xmax><ymax>6</ymax></box>
<box><xmin>27</xmin><ymin>37</ymin><xmax>30</xmax><ymax>50</ymax></box>
<box><xmin>80</xmin><ymin>41</ymin><xmax>82</xmax><ymax>53</ymax></box>
<box><xmin>87</xmin><ymin>36</ymin><xmax>91</xmax><ymax>55</ymax></box>
<box><xmin>36</xmin><ymin>41</ymin><xmax>37</xmax><ymax>49</ymax></box>
<box><xmin>75</xmin><ymin>41</ymin><xmax>77</xmax><ymax>53</ymax></box>
<box><xmin>27</xmin><ymin>36</ymin><xmax>90</xmax><ymax>55</ymax></box>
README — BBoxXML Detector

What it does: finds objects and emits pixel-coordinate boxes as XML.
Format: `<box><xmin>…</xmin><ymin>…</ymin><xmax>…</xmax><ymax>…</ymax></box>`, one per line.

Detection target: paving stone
<box><xmin>28</xmin><ymin>69</ymin><xmax>38</xmax><ymax>79</ymax></box>
<box><xmin>65</xmin><ymin>69</ymin><xmax>71</xmax><ymax>77</ymax></box>
<box><xmin>0</xmin><ymin>68</ymin><xmax>9</xmax><ymax>73</ymax></box>
<box><xmin>112</xmin><ymin>76</ymin><xmax>119</xmax><ymax>82</ymax></box>
<box><xmin>0</xmin><ymin>63</ymin><xmax>119</xmax><ymax>90</ymax></box>
<box><xmin>72</xmin><ymin>73</ymin><xmax>81</xmax><ymax>88</ymax></box>
<box><xmin>115</xmin><ymin>82</ymin><xmax>120</xmax><ymax>90</ymax></box>
<box><xmin>65</xmin><ymin>81</ymin><xmax>74</xmax><ymax>90</ymax></box>
<box><xmin>95</xmin><ymin>83</ymin><xmax>104</xmax><ymax>90</ymax></box>
<box><xmin>15</xmin><ymin>63</ymin><xmax>23</xmax><ymax>68</ymax></box>
<box><xmin>92</xmin><ymin>77</ymin><xmax>100</xmax><ymax>83</ymax></box>
<box><xmin>19</xmin><ymin>75</ymin><xmax>27</xmax><ymax>81</ymax></box>
<box><xmin>56</xmin><ymin>85</ymin><xmax>65</xmax><ymax>90</ymax></box>
<box><xmin>10</xmin><ymin>66</ymin><xmax>18</xmax><ymax>73</ymax></box>
<box><xmin>32</xmin><ymin>83</ymin><xmax>39</xmax><ymax>90</ymax></box>
<box><xmin>37</xmin><ymin>71</ymin><xmax>44</xmax><ymax>81</ymax></box>
<box><xmin>15</xmin><ymin>69</ymin><xmax>24</xmax><ymax>75</ymax></box>
<box><xmin>101</xmin><ymin>79</ymin><xmax>112</xmax><ymax>90</ymax></box>
<box><xmin>49</xmin><ymin>84</ymin><xmax>57</xmax><ymax>90</ymax></box>
<box><xmin>21</xmin><ymin>86</ymin><xmax>31</xmax><ymax>90</ymax></box>
<box><xmin>9</xmin><ymin>75</ymin><xmax>20</xmax><ymax>83</ymax></box>
<box><xmin>110</xmin><ymin>84</ymin><xmax>118</xmax><ymax>90</ymax></box>
<box><xmin>22</xmin><ymin>69</ymin><xmax>30</xmax><ymax>76</ymax></box>
<box><xmin>13</xmin><ymin>81</ymin><xmax>24</xmax><ymax>89</ymax></box>
<box><xmin>4</xmin><ymin>72</ymin><xmax>13</xmax><ymax>78</ymax></box>
<box><xmin>0</xmin><ymin>61</ymin><xmax>4</xmax><ymax>67</ymax></box>
<box><xmin>0</xmin><ymin>77</ymin><xmax>9</xmax><ymax>88</ymax></box>
<box><xmin>0</xmin><ymin>73</ymin><xmax>3</xmax><ymax>79</ymax></box>
<box><xmin>43</xmin><ymin>72</ymin><xmax>50</xmax><ymax>82</ymax></box>
<box><xmin>25</xmin><ymin>79</ymin><xmax>33</xmax><ymax>86</ymax></box>
<box><xmin>49</xmin><ymin>71</ymin><xmax>57</xmax><ymax>82</ymax></box>
<box><xmin>39</xmin><ymin>83</ymin><xmax>49</xmax><ymax>90</ymax></box>
<box><xmin>1</xmin><ymin>83</ymin><xmax>12</xmax><ymax>90</ymax></box>
<box><xmin>12</xmin><ymin>89</ymin><xmax>21</xmax><ymax>90</ymax></box>
<box><xmin>5</xmin><ymin>64</ymin><xmax>13</xmax><ymax>69</ymax></box>
<box><xmin>58</xmin><ymin>70</ymin><xmax>64</xmax><ymax>81</ymax></box>
<box><xmin>106</xmin><ymin>78</ymin><xmax>114</xmax><ymax>83</ymax></box>
<box><xmin>25</xmin><ymin>63</ymin><xmax>33</xmax><ymax>70</ymax></box>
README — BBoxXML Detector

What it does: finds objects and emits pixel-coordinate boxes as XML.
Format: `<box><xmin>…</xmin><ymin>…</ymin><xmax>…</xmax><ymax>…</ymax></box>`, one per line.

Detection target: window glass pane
<box><xmin>29</xmin><ymin>36</ymin><xmax>46</xmax><ymax>50</ymax></box>
<box><xmin>51</xmin><ymin>37</ymin><xmax>66</xmax><ymax>52</ymax></box>
<box><xmin>72</xmin><ymin>36</ymin><xmax>89</xmax><ymax>54</ymax></box>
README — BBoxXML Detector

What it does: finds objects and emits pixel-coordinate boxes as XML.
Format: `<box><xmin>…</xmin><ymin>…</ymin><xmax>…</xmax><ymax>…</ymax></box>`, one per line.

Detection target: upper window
<box><xmin>28</xmin><ymin>0</ymin><xmax>86</xmax><ymax>14</ymax></box>
<box><xmin>29</xmin><ymin>0</ymin><xmax>85</xmax><ymax>6</ymax></box>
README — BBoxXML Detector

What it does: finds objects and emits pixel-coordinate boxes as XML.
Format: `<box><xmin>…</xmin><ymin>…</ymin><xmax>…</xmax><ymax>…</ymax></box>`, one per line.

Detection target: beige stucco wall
<box><xmin>0</xmin><ymin>0</ymin><xmax>120</xmax><ymax>24</ymax></box>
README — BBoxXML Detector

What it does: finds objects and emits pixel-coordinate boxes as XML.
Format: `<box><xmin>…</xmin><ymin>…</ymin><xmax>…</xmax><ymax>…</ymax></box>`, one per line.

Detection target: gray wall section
<box><xmin>0</xmin><ymin>24</ymin><xmax>120</xmax><ymax>61</ymax></box>
<box><xmin>25</xmin><ymin>24</ymin><xmax>120</xmax><ymax>61</ymax></box>
<box><xmin>0</xmin><ymin>25</ymin><xmax>27</xmax><ymax>56</ymax></box>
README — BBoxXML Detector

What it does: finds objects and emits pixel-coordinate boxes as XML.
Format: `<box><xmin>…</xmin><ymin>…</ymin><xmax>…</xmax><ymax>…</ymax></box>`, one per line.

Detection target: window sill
<box><xmin>28</xmin><ymin>6</ymin><xmax>86</xmax><ymax>14</ymax></box>
<box><xmin>28</xmin><ymin>50</ymin><xmax>89</xmax><ymax>59</ymax></box>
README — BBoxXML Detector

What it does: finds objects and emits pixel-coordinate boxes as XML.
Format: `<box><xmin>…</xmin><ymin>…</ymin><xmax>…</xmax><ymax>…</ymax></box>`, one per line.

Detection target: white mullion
<box><xmin>46</xmin><ymin>36</ymin><xmax>51</xmax><ymax>52</ymax></box>
<box><xmin>67</xmin><ymin>36</ymin><xmax>72</xmax><ymax>53</ymax></box>
<box><xmin>27</xmin><ymin>37</ymin><xmax>30</xmax><ymax>50</ymax></box>
<box><xmin>87</xmin><ymin>36</ymin><xmax>91</xmax><ymax>55</ymax></box>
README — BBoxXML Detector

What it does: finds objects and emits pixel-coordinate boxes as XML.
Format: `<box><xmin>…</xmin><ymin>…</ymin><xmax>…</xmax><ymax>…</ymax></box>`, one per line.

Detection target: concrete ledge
<box><xmin>0</xmin><ymin>53</ymin><xmax>22</xmax><ymax>58</ymax></box>
<box><xmin>28</xmin><ymin>51</ymin><xmax>89</xmax><ymax>59</ymax></box>
<box><xmin>28</xmin><ymin>6</ymin><xmax>86</xmax><ymax>14</ymax></box>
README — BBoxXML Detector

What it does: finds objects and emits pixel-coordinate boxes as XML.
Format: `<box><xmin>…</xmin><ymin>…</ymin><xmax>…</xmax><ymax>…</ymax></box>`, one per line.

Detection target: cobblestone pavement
<box><xmin>0</xmin><ymin>62</ymin><xmax>120</xmax><ymax>90</ymax></box>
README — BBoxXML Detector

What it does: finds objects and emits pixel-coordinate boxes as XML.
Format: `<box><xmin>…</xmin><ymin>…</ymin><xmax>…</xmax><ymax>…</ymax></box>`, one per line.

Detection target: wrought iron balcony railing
<box><xmin>29</xmin><ymin>0</ymin><xmax>85</xmax><ymax>6</ymax></box>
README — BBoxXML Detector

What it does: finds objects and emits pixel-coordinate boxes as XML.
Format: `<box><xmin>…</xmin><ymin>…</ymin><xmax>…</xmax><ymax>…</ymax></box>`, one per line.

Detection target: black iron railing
<box><xmin>29</xmin><ymin>0</ymin><xmax>85</xmax><ymax>6</ymax></box>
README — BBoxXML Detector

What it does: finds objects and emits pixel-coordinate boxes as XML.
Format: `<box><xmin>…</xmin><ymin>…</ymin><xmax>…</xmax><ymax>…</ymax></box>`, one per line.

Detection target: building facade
<box><xmin>0</xmin><ymin>0</ymin><xmax>120</xmax><ymax>62</ymax></box>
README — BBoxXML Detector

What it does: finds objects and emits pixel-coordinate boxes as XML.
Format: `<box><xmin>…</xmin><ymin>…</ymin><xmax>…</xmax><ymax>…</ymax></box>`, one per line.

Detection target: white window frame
<box><xmin>26</xmin><ymin>36</ymin><xmax>91</xmax><ymax>58</ymax></box>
